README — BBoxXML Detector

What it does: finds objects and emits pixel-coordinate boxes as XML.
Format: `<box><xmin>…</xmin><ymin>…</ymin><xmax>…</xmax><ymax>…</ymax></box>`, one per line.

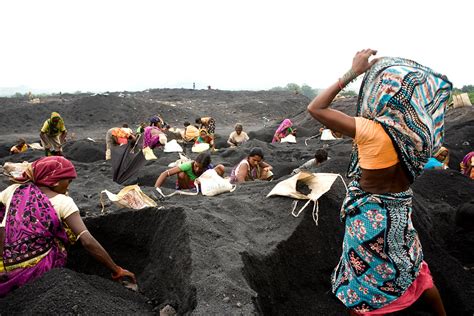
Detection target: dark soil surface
<box><xmin>0</xmin><ymin>91</ymin><xmax>472</xmax><ymax>315</ymax></box>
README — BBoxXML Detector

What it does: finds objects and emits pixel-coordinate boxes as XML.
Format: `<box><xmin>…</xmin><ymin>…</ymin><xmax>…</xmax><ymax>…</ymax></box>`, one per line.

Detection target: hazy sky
<box><xmin>1</xmin><ymin>0</ymin><xmax>472</xmax><ymax>93</ymax></box>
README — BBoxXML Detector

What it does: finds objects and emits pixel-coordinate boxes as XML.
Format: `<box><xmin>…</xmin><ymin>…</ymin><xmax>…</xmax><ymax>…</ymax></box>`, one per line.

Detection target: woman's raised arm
<box><xmin>307</xmin><ymin>49</ymin><xmax>379</xmax><ymax>138</ymax></box>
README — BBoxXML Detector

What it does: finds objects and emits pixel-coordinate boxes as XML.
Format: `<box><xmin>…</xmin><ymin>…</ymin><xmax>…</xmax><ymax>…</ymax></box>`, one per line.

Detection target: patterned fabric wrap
<box><xmin>143</xmin><ymin>126</ymin><xmax>162</xmax><ymax>149</ymax></box>
<box><xmin>205</xmin><ymin>117</ymin><xmax>216</xmax><ymax>135</ymax></box>
<box><xmin>12</xmin><ymin>156</ymin><xmax>77</xmax><ymax>187</ymax></box>
<box><xmin>32</xmin><ymin>156</ymin><xmax>77</xmax><ymax>187</ymax></box>
<box><xmin>332</xmin><ymin>180</ymin><xmax>423</xmax><ymax>312</ymax></box>
<box><xmin>0</xmin><ymin>184</ymin><xmax>69</xmax><ymax>296</ymax></box>
<box><xmin>347</xmin><ymin>57</ymin><xmax>452</xmax><ymax>182</ymax></box>
<box><xmin>272</xmin><ymin>119</ymin><xmax>293</xmax><ymax>143</ymax></box>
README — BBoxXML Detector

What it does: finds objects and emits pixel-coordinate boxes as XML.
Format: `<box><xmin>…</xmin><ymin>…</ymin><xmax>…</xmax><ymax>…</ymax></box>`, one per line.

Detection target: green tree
<box><xmin>285</xmin><ymin>83</ymin><xmax>301</xmax><ymax>94</ymax></box>
<box><xmin>469</xmin><ymin>92</ymin><xmax>474</xmax><ymax>104</ymax></box>
<box><xmin>301</xmin><ymin>84</ymin><xmax>317</xmax><ymax>99</ymax></box>
<box><xmin>339</xmin><ymin>90</ymin><xmax>357</xmax><ymax>97</ymax></box>
<box><xmin>461</xmin><ymin>85</ymin><xmax>474</xmax><ymax>93</ymax></box>
<box><xmin>269</xmin><ymin>83</ymin><xmax>320</xmax><ymax>98</ymax></box>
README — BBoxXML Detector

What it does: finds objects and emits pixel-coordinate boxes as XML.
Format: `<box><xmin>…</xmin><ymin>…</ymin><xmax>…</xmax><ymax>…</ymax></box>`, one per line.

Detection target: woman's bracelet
<box><xmin>76</xmin><ymin>230</ymin><xmax>89</xmax><ymax>240</ymax></box>
<box><xmin>338</xmin><ymin>68</ymin><xmax>359</xmax><ymax>90</ymax></box>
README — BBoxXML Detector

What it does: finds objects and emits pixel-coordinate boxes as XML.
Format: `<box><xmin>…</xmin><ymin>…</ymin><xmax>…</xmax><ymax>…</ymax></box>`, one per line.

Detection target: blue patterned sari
<box><xmin>331</xmin><ymin>57</ymin><xmax>452</xmax><ymax>312</ymax></box>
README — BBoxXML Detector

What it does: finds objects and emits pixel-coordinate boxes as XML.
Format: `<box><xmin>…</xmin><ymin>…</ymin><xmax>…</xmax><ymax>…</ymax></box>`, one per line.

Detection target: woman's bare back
<box><xmin>359</xmin><ymin>163</ymin><xmax>410</xmax><ymax>194</ymax></box>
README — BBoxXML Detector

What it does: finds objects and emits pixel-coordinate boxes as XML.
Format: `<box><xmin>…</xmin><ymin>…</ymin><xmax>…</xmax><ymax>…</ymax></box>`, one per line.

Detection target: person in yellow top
<box><xmin>39</xmin><ymin>112</ymin><xmax>67</xmax><ymax>156</ymax></box>
<box><xmin>10</xmin><ymin>139</ymin><xmax>29</xmax><ymax>155</ymax></box>
<box><xmin>181</xmin><ymin>121</ymin><xmax>200</xmax><ymax>142</ymax></box>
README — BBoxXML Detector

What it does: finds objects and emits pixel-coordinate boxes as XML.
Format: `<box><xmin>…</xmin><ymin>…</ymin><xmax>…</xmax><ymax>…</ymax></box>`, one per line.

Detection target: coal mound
<box><xmin>0</xmin><ymin>90</ymin><xmax>472</xmax><ymax>315</ymax></box>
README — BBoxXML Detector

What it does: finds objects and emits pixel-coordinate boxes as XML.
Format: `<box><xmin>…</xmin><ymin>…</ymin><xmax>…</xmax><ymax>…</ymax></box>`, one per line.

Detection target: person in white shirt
<box><xmin>227</xmin><ymin>123</ymin><xmax>249</xmax><ymax>147</ymax></box>
<box><xmin>291</xmin><ymin>148</ymin><xmax>328</xmax><ymax>174</ymax></box>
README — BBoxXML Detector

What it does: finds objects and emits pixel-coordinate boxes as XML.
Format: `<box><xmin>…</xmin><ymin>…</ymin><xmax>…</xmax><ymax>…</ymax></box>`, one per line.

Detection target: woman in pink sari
<box><xmin>143</xmin><ymin>116</ymin><xmax>167</xmax><ymax>149</ymax></box>
<box><xmin>272</xmin><ymin>119</ymin><xmax>296</xmax><ymax>143</ymax></box>
<box><xmin>0</xmin><ymin>156</ymin><xmax>135</xmax><ymax>297</ymax></box>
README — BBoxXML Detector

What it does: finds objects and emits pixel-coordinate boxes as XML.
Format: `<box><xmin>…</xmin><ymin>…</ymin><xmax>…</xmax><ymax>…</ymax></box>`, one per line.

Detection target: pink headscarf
<box><xmin>14</xmin><ymin>156</ymin><xmax>77</xmax><ymax>187</ymax></box>
<box><xmin>461</xmin><ymin>151</ymin><xmax>474</xmax><ymax>177</ymax></box>
<box><xmin>272</xmin><ymin>119</ymin><xmax>293</xmax><ymax>143</ymax></box>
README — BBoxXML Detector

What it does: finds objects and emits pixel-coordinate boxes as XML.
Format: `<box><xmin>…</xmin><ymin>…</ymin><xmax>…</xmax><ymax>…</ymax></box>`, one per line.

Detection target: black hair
<box><xmin>184</xmin><ymin>121</ymin><xmax>190</xmax><ymax>126</ymax></box>
<box><xmin>122</xmin><ymin>123</ymin><xmax>129</xmax><ymax>128</ymax></box>
<box><xmin>195</xmin><ymin>152</ymin><xmax>211</xmax><ymax>168</ymax></box>
<box><xmin>314</xmin><ymin>148</ymin><xmax>328</xmax><ymax>163</ymax></box>
<box><xmin>249</xmin><ymin>147</ymin><xmax>264</xmax><ymax>159</ymax></box>
<box><xmin>195</xmin><ymin>118</ymin><xmax>201</xmax><ymax>124</ymax></box>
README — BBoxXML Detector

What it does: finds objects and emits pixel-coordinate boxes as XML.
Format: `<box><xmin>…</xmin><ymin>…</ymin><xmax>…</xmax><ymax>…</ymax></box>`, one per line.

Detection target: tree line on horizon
<box><xmin>272</xmin><ymin>83</ymin><xmax>474</xmax><ymax>103</ymax></box>
<box><xmin>3</xmin><ymin>84</ymin><xmax>474</xmax><ymax>103</ymax></box>
<box><xmin>270</xmin><ymin>83</ymin><xmax>357</xmax><ymax>99</ymax></box>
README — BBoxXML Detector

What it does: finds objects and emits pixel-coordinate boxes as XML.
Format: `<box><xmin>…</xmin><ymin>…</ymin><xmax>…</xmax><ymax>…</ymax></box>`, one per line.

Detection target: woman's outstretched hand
<box><xmin>352</xmin><ymin>49</ymin><xmax>379</xmax><ymax>75</ymax></box>
<box><xmin>112</xmin><ymin>266</ymin><xmax>137</xmax><ymax>284</ymax></box>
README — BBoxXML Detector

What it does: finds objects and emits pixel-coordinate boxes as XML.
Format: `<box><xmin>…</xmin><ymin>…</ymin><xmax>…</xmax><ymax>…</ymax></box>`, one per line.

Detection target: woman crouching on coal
<box><xmin>307</xmin><ymin>49</ymin><xmax>451</xmax><ymax>315</ymax></box>
<box><xmin>155</xmin><ymin>152</ymin><xmax>225</xmax><ymax>190</ymax></box>
<box><xmin>0</xmin><ymin>156</ymin><xmax>136</xmax><ymax>296</ymax></box>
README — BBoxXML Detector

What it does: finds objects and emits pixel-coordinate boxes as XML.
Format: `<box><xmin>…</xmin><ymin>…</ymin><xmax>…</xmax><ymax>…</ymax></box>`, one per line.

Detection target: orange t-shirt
<box><xmin>354</xmin><ymin>117</ymin><xmax>399</xmax><ymax>170</ymax></box>
<box><xmin>111</xmin><ymin>128</ymin><xmax>130</xmax><ymax>145</ymax></box>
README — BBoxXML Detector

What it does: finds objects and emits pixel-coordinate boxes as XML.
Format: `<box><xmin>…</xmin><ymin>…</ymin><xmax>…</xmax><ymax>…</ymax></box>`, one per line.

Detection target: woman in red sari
<box><xmin>0</xmin><ymin>156</ymin><xmax>135</xmax><ymax>296</ymax></box>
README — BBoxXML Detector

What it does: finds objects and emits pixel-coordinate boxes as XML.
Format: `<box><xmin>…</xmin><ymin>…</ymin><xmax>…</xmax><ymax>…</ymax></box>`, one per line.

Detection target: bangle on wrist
<box><xmin>341</xmin><ymin>68</ymin><xmax>358</xmax><ymax>87</ymax></box>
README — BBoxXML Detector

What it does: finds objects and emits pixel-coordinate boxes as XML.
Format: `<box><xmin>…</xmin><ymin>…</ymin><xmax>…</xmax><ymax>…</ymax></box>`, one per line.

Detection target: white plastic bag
<box><xmin>197</xmin><ymin>169</ymin><xmax>236</xmax><ymax>196</ymax></box>
<box><xmin>167</xmin><ymin>153</ymin><xmax>191</xmax><ymax>167</ymax></box>
<box><xmin>280</xmin><ymin>134</ymin><xmax>296</xmax><ymax>143</ymax></box>
<box><xmin>29</xmin><ymin>143</ymin><xmax>44</xmax><ymax>150</ymax></box>
<box><xmin>164</xmin><ymin>139</ymin><xmax>183</xmax><ymax>153</ymax></box>
<box><xmin>321</xmin><ymin>129</ymin><xmax>337</xmax><ymax>140</ymax></box>
<box><xmin>192</xmin><ymin>143</ymin><xmax>210</xmax><ymax>153</ymax></box>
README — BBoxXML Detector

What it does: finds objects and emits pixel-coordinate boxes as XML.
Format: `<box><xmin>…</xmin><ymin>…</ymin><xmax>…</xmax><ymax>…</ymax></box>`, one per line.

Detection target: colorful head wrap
<box><xmin>42</xmin><ymin>112</ymin><xmax>66</xmax><ymax>136</ymax></box>
<box><xmin>272</xmin><ymin>119</ymin><xmax>293</xmax><ymax>143</ymax></box>
<box><xmin>51</xmin><ymin>112</ymin><xmax>60</xmax><ymax>119</ymax></box>
<box><xmin>50</xmin><ymin>112</ymin><xmax>64</xmax><ymax>125</ymax></box>
<box><xmin>460</xmin><ymin>151</ymin><xmax>474</xmax><ymax>177</ymax></box>
<box><xmin>276</xmin><ymin>119</ymin><xmax>292</xmax><ymax>134</ymax></box>
<box><xmin>348</xmin><ymin>57</ymin><xmax>452</xmax><ymax>182</ymax></box>
<box><xmin>150</xmin><ymin>116</ymin><xmax>160</xmax><ymax>124</ymax></box>
<box><xmin>15</xmin><ymin>156</ymin><xmax>77</xmax><ymax>187</ymax></box>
